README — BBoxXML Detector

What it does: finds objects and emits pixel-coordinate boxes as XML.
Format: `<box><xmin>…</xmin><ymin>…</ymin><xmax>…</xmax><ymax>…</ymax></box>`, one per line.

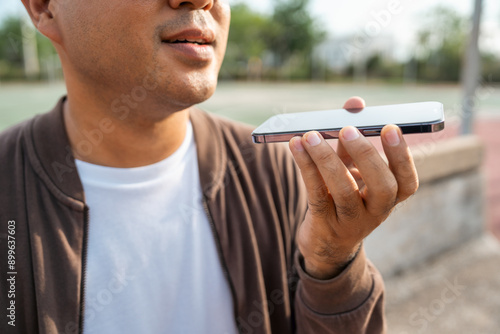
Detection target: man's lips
<box><xmin>161</xmin><ymin>29</ymin><xmax>216</xmax><ymax>62</ymax></box>
<box><xmin>162</xmin><ymin>28</ymin><xmax>215</xmax><ymax>44</ymax></box>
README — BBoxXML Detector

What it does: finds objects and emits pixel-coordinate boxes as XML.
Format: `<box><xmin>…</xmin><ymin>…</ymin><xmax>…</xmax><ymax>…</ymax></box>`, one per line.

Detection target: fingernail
<box><xmin>342</xmin><ymin>126</ymin><xmax>360</xmax><ymax>141</ymax></box>
<box><xmin>306</xmin><ymin>132</ymin><xmax>322</xmax><ymax>147</ymax></box>
<box><xmin>385</xmin><ymin>127</ymin><xmax>400</xmax><ymax>146</ymax></box>
<box><xmin>292</xmin><ymin>137</ymin><xmax>304</xmax><ymax>151</ymax></box>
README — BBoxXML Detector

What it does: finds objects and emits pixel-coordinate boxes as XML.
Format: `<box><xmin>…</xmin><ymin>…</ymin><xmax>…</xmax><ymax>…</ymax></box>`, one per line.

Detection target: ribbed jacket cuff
<box><xmin>295</xmin><ymin>245</ymin><xmax>374</xmax><ymax>315</ymax></box>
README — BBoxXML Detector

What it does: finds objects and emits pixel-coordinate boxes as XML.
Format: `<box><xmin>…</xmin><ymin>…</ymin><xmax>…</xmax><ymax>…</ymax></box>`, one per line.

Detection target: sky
<box><xmin>2</xmin><ymin>0</ymin><xmax>499</xmax><ymax>55</ymax></box>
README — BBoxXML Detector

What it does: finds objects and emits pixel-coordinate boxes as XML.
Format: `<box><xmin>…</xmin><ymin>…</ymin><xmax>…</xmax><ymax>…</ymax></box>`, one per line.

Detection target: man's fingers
<box><xmin>338</xmin><ymin>95</ymin><xmax>365</xmax><ymax>167</ymax></box>
<box><xmin>300</xmin><ymin>131</ymin><xmax>364</xmax><ymax>221</ymax></box>
<box><xmin>289</xmin><ymin>137</ymin><xmax>334</xmax><ymax>218</ymax></box>
<box><xmin>381</xmin><ymin>125</ymin><xmax>419</xmax><ymax>203</ymax></box>
<box><xmin>336</xmin><ymin>138</ymin><xmax>353</xmax><ymax>168</ymax></box>
<box><xmin>339</xmin><ymin>126</ymin><xmax>398</xmax><ymax>217</ymax></box>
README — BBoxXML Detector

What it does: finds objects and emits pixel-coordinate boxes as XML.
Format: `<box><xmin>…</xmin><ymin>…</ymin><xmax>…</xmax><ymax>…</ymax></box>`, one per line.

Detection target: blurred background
<box><xmin>1</xmin><ymin>0</ymin><xmax>499</xmax><ymax>333</ymax></box>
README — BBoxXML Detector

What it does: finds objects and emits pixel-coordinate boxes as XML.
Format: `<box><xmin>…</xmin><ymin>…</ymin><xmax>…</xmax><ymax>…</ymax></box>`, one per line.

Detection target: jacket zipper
<box><xmin>78</xmin><ymin>206</ymin><xmax>90</xmax><ymax>334</ymax></box>
<box><xmin>202</xmin><ymin>197</ymin><xmax>241</xmax><ymax>333</ymax></box>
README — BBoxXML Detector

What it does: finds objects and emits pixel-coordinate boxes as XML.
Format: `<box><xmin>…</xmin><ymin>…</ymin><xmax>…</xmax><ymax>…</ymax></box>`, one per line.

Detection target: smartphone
<box><xmin>252</xmin><ymin>101</ymin><xmax>445</xmax><ymax>144</ymax></box>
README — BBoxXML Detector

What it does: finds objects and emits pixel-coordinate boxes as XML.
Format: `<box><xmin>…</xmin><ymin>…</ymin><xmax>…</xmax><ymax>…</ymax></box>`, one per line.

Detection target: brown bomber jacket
<box><xmin>0</xmin><ymin>98</ymin><xmax>385</xmax><ymax>334</ymax></box>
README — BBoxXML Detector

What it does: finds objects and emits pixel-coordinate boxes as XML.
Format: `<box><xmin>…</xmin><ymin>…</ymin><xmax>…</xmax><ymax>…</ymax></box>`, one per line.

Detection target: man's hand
<box><xmin>289</xmin><ymin>97</ymin><xmax>419</xmax><ymax>279</ymax></box>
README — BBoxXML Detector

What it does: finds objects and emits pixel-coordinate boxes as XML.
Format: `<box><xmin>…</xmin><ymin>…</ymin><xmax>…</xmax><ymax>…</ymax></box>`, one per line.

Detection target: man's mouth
<box><xmin>161</xmin><ymin>28</ymin><xmax>215</xmax><ymax>45</ymax></box>
<box><xmin>160</xmin><ymin>30</ymin><xmax>216</xmax><ymax>62</ymax></box>
<box><xmin>163</xmin><ymin>38</ymin><xmax>211</xmax><ymax>46</ymax></box>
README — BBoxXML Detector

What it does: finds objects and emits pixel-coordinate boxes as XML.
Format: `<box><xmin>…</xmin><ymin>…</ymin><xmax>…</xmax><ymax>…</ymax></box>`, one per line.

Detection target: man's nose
<box><xmin>169</xmin><ymin>0</ymin><xmax>214</xmax><ymax>10</ymax></box>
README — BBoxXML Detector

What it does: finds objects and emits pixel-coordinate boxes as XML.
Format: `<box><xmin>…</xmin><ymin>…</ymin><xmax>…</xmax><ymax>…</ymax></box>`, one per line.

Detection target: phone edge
<box><xmin>252</xmin><ymin>120</ymin><xmax>445</xmax><ymax>144</ymax></box>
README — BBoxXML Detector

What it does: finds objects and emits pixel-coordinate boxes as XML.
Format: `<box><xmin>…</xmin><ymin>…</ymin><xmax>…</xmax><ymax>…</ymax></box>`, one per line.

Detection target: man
<box><xmin>0</xmin><ymin>0</ymin><xmax>418</xmax><ymax>333</ymax></box>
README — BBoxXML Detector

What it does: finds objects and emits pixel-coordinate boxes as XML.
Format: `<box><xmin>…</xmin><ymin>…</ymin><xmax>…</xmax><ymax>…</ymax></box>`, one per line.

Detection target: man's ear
<box><xmin>20</xmin><ymin>0</ymin><xmax>62</xmax><ymax>44</ymax></box>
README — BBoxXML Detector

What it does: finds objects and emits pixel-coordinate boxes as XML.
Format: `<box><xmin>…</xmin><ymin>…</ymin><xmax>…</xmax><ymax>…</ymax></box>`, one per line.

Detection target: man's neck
<box><xmin>63</xmin><ymin>94</ymin><xmax>190</xmax><ymax>168</ymax></box>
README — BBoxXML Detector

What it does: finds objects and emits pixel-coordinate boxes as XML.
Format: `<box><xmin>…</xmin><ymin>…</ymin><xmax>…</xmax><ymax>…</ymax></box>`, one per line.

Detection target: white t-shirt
<box><xmin>77</xmin><ymin>122</ymin><xmax>238</xmax><ymax>334</ymax></box>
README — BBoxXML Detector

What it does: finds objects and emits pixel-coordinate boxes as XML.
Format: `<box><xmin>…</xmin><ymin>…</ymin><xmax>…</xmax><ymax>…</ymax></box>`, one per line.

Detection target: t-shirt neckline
<box><xmin>75</xmin><ymin>121</ymin><xmax>194</xmax><ymax>185</ymax></box>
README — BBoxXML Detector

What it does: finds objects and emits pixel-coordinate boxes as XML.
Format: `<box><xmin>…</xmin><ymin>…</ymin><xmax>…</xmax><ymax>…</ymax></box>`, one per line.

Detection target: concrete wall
<box><xmin>364</xmin><ymin>135</ymin><xmax>486</xmax><ymax>278</ymax></box>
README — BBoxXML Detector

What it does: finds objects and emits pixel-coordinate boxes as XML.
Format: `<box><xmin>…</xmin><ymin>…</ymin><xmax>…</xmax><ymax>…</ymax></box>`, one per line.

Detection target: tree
<box><xmin>268</xmin><ymin>0</ymin><xmax>326</xmax><ymax>67</ymax></box>
<box><xmin>220</xmin><ymin>1</ymin><xmax>326</xmax><ymax>80</ymax></box>
<box><xmin>0</xmin><ymin>16</ymin><xmax>24</xmax><ymax>79</ymax></box>
<box><xmin>414</xmin><ymin>6</ymin><xmax>468</xmax><ymax>82</ymax></box>
<box><xmin>220</xmin><ymin>3</ymin><xmax>273</xmax><ymax>79</ymax></box>
<box><xmin>0</xmin><ymin>15</ymin><xmax>58</xmax><ymax>81</ymax></box>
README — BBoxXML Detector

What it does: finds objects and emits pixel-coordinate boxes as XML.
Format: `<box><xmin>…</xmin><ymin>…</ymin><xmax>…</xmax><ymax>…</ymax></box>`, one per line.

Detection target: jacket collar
<box><xmin>189</xmin><ymin>107</ymin><xmax>227</xmax><ymax>200</ymax></box>
<box><xmin>25</xmin><ymin>96</ymin><xmax>86</xmax><ymax>210</ymax></box>
<box><xmin>25</xmin><ymin>97</ymin><xmax>226</xmax><ymax>208</ymax></box>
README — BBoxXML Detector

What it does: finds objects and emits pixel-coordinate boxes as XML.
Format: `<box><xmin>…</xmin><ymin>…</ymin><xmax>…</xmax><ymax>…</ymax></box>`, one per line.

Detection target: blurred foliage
<box><xmin>412</xmin><ymin>6</ymin><xmax>468</xmax><ymax>82</ymax></box>
<box><xmin>366</xmin><ymin>54</ymin><xmax>404</xmax><ymax>79</ymax></box>
<box><xmin>221</xmin><ymin>3</ymin><xmax>274</xmax><ymax>79</ymax></box>
<box><xmin>412</xmin><ymin>6</ymin><xmax>499</xmax><ymax>83</ymax></box>
<box><xmin>220</xmin><ymin>0</ymin><xmax>326</xmax><ymax>80</ymax></box>
<box><xmin>0</xmin><ymin>16</ymin><xmax>24</xmax><ymax>80</ymax></box>
<box><xmin>355</xmin><ymin>6</ymin><xmax>500</xmax><ymax>83</ymax></box>
<box><xmin>482</xmin><ymin>53</ymin><xmax>500</xmax><ymax>82</ymax></box>
<box><xmin>269</xmin><ymin>0</ymin><xmax>326</xmax><ymax>64</ymax></box>
<box><xmin>0</xmin><ymin>15</ymin><xmax>59</xmax><ymax>81</ymax></box>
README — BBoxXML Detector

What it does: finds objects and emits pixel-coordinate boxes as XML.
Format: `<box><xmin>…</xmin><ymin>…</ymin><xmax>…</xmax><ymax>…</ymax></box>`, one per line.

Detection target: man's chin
<box><xmin>170</xmin><ymin>81</ymin><xmax>217</xmax><ymax>107</ymax></box>
<box><xmin>149</xmin><ymin>84</ymin><xmax>216</xmax><ymax>112</ymax></box>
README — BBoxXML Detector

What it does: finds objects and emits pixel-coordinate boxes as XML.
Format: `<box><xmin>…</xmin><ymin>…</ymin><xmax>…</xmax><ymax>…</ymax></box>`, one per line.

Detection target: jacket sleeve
<box><xmin>293</xmin><ymin>247</ymin><xmax>386</xmax><ymax>333</ymax></box>
<box><xmin>281</xmin><ymin>144</ymin><xmax>386</xmax><ymax>333</ymax></box>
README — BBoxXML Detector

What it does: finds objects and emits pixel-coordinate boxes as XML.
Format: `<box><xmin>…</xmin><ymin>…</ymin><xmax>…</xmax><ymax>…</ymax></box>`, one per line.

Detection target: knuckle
<box><xmin>399</xmin><ymin>177</ymin><xmax>419</xmax><ymax>200</ymax></box>
<box><xmin>394</xmin><ymin>149</ymin><xmax>412</xmax><ymax>165</ymax></box>
<box><xmin>310</xmin><ymin>182</ymin><xmax>329</xmax><ymax>197</ymax></box>
<box><xmin>335</xmin><ymin>202</ymin><xmax>362</xmax><ymax>221</ymax></box>
<box><xmin>369</xmin><ymin>201</ymin><xmax>395</xmax><ymax>219</ymax></box>
<box><xmin>300</xmin><ymin>165</ymin><xmax>318</xmax><ymax>180</ymax></box>
<box><xmin>368</xmin><ymin>182</ymin><xmax>398</xmax><ymax>217</ymax></box>
<box><xmin>322</xmin><ymin>165</ymin><xmax>343</xmax><ymax>185</ymax></box>
<box><xmin>334</xmin><ymin>181</ymin><xmax>359</xmax><ymax>198</ymax></box>
<box><xmin>378</xmin><ymin>178</ymin><xmax>398</xmax><ymax>200</ymax></box>
<box><xmin>413</xmin><ymin>177</ymin><xmax>420</xmax><ymax>193</ymax></box>
<box><xmin>298</xmin><ymin>158</ymin><xmax>316</xmax><ymax>171</ymax></box>
<box><xmin>406</xmin><ymin>177</ymin><xmax>419</xmax><ymax>194</ymax></box>
<box><xmin>398</xmin><ymin>166</ymin><xmax>417</xmax><ymax>181</ymax></box>
<box><xmin>394</xmin><ymin>158</ymin><xmax>417</xmax><ymax>178</ymax></box>
<box><xmin>390</xmin><ymin>149</ymin><xmax>417</xmax><ymax>175</ymax></box>
<box><xmin>313</xmin><ymin>149</ymin><xmax>336</xmax><ymax>166</ymax></box>
<box><xmin>308</xmin><ymin>197</ymin><xmax>333</xmax><ymax>218</ymax></box>
<box><xmin>355</xmin><ymin>143</ymin><xmax>376</xmax><ymax>160</ymax></box>
<box><xmin>356</xmin><ymin>152</ymin><xmax>384</xmax><ymax>175</ymax></box>
<box><xmin>388</xmin><ymin>179</ymin><xmax>399</xmax><ymax>195</ymax></box>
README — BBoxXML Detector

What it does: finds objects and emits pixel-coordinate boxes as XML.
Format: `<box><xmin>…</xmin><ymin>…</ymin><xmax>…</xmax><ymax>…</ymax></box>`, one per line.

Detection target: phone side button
<box><xmin>252</xmin><ymin>134</ymin><xmax>266</xmax><ymax>144</ymax></box>
<box><xmin>362</xmin><ymin>129</ymin><xmax>381</xmax><ymax>136</ymax></box>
